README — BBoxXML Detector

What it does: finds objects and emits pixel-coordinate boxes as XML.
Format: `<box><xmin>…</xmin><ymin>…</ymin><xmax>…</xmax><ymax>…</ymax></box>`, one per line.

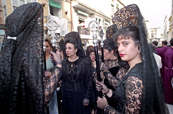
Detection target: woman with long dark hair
<box><xmin>96</xmin><ymin>4</ymin><xmax>169</xmax><ymax>114</ymax></box>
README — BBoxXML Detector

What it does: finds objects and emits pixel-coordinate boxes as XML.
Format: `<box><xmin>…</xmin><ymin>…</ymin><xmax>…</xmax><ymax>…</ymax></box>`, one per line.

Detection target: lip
<box><xmin>119</xmin><ymin>54</ymin><xmax>125</xmax><ymax>57</ymax></box>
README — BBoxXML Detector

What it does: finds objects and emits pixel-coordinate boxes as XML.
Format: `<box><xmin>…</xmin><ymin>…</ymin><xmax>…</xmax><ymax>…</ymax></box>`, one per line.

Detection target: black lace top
<box><xmin>61</xmin><ymin>57</ymin><xmax>92</xmax><ymax>99</ymax></box>
<box><xmin>100</xmin><ymin>59</ymin><xmax>128</xmax><ymax>89</ymax></box>
<box><xmin>104</xmin><ymin>62</ymin><xmax>143</xmax><ymax>114</ymax></box>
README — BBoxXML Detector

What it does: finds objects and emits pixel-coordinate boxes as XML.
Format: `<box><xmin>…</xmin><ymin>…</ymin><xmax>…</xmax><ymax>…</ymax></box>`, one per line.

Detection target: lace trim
<box><xmin>44</xmin><ymin>66</ymin><xmax>62</xmax><ymax>105</ymax></box>
<box><xmin>104</xmin><ymin>76</ymin><xmax>143</xmax><ymax>114</ymax></box>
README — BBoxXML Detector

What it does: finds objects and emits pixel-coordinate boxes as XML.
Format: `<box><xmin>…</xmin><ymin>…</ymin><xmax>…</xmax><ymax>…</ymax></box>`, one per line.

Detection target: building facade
<box><xmin>164</xmin><ymin>15</ymin><xmax>169</xmax><ymax>42</ymax></box>
<box><xmin>150</xmin><ymin>27</ymin><xmax>163</xmax><ymax>45</ymax></box>
<box><xmin>71</xmin><ymin>0</ymin><xmax>124</xmax><ymax>47</ymax></box>
<box><xmin>0</xmin><ymin>0</ymin><xmax>124</xmax><ymax>48</ymax></box>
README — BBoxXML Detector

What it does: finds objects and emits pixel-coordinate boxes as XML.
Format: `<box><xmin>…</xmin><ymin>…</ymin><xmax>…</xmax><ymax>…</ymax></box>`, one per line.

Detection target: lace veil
<box><xmin>112</xmin><ymin>4</ymin><xmax>169</xmax><ymax>114</ymax></box>
<box><xmin>106</xmin><ymin>24</ymin><xmax>118</xmax><ymax>39</ymax></box>
<box><xmin>0</xmin><ymin>3</ymin><xmax>44</xmax><ymax>114</ymax></box>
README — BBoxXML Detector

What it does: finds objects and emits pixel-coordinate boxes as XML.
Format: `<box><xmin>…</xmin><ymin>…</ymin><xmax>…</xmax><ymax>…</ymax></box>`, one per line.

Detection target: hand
<box><xmin>83</xmin><ymin>98</ymin><xmax>89</xmax><ymax>106</ymax></box>
<box><xmin>97</xmin><ymin>96</ymin><xmax>108</xmax><ymax>109</ymax></box>
<box><xmin>44</xmin><ymin>71</ymin><xmax>51</xmax><ymax>78</ymax></box>
<box><xmin>100</xmin><ymin>62</ymin><xmax>108</xmax><ymax>71</ymax></box>
<box><xmin>95</xmin><ymin>80</ymin><xmax>109</xmax><ymax>94</ymax></box>
<box><xmin>60</xmin><ymin>51</ymin><xmax>64</xmax><ymax>60</ymax></box>
<box><xmin>50</xmin><ymin>50</ymin><xmax>61</xmax><ymax>65</ymax></box>
<box><xmin>59</xmin><ymin>80</ymin><xmax>62</xmax><ymax>87</ymax></box>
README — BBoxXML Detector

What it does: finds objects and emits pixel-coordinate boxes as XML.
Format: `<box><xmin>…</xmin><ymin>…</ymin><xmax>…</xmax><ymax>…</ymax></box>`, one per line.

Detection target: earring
<box><xmin>137</xmin><ymin>49</ymin><xmax>141</xmax><ymax>53</ymax></box>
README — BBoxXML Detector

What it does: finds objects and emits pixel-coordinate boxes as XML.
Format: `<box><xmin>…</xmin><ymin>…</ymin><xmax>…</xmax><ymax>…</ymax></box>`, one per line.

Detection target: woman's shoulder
<box><xmin>127</xmin><ymin>62</ymin><xmax>143</xmax><ymax>79</ymax></box>
<box><xmin>81</xmin><ymin>57</ymin><xmax>92</xmax><ymax>64</ymax></box>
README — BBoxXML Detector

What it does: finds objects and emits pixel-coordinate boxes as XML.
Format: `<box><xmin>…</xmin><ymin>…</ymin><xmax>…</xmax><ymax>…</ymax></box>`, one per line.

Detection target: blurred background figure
<box><xmin>163</xmin><ymin>38</ymin><xmax>173</xmax><ymax>104</ymax></box>
<box><xmin>149</xmin><ymin>43</ymin><xmax>162</xmax><ymax>69</ymax></box>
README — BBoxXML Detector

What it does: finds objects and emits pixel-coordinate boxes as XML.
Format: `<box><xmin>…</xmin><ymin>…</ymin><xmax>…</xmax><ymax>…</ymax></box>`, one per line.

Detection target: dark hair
<box><xmin>170</xmin><ymin>38</ymin><xmax>173</xmax><ymax>46</ymax></box>
<box><xmin>113</xmin><ymin>26</ymin><xmax>140</xmax><ymax>47</ymax></box>
<box><xmin>152</xmin><ymin>40</ymin><xmax>158</xmax><ymax>46</ymax></box>
<box><xmin>86</xmin><ymin>45</ymin><xmax>95</xmax><ymax>56</ymax></box>
<box><xmin>149</xmin><ymin>43</ymin><xmax>156</xmax><ymax>52</ymax></box>
<box><xmin>64</xmin><ymin>37</ymin><xmax>78</xmax><ymax>49</ymax></box>
<box><xmin>103</xmin><ymin>38</ymin><xmax>117</xmax><ymax>56</ymax></box>
<box><xmin>162</xmin><ymin>40</ymin><xmax>167</xmax><ymax>45</ymax></box>
<box><xmin>45</xmin><ymin>38</ymin><xmax>52</xmax><ymax>49</ymax></box>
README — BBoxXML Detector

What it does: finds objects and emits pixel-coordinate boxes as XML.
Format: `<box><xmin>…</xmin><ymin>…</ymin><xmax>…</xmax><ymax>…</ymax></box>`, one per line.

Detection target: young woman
<box><xmin>44</xmin><ymin>38</ymin><xmax>58</xmax><ymax>114</ymax></box>
<box><xmin>61</xmin><ymin>33</ymin><xmax>93</xmax><ymax>114</ymax></box>
<box><xmin>95</xmin><ymin>4</ymin><xmax>169</xmax><ymax>114</ymax></box>
<box><xmin>86</xmin><ymin>45</ymin><xmax>96</xmax><ymax>68</ymax></box>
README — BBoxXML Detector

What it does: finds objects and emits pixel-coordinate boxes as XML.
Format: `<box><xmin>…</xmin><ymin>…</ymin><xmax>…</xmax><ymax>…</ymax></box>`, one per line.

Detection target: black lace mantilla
<box><xmin>104</xmin><ymin>63</ymin><xmax>143</xmax><ymax>114</ymax></box>
<box><xmin>0</xmin><ymin>3</ymin><xmax>44</xmax><ymax>114</ymax></box>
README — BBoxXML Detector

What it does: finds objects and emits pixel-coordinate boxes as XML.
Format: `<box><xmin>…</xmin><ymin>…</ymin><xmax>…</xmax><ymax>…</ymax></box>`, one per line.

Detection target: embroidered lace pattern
<box><xmin>100</xmin><ymin>60</ymin><xmax>127</xmax><ymax>89</ymax></box>
<box><xmin>104</xmin><ymin>76</ymin><xmax>143</xmax><ymax>114</ymax></box>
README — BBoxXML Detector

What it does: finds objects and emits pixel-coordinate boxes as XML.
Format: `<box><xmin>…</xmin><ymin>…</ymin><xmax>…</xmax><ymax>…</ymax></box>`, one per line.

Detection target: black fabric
<box><xmin>61</xmin><ymin>57</ymin><xmax>92</xmax><ymax>114</ymax></box>
<box><xmin>106</xmin><ymin>24</ymin><xmax>118</xmax><ymax>39</ymax></box>
<box><xmin>112</xmin><ymin>4</ymin><xmax>169</xmax><ymax>114</ymax></box>
<box><xmin>0</xmin><ymin>3</ymin><xmax>44</xmax><ymax>114</ymax></box>
<box><xmin>59</xmin><ymin>39</ymin><xmax>66</xmax><ymax>58</ymax></box>
<box><xmin>106</xmin><ymin>63</ymin><xmax>143</xmax><ymax>113</ymax></box>
<box><xmin>109</xmin><ymin>66</ymin><xmax>120</xmax><ymax>77</ymax></box>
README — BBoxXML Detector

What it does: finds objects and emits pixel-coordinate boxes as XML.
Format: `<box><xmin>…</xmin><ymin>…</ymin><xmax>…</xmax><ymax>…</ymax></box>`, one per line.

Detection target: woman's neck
<box><xmin>68</xmin><ymin>54</ymin><xmax>79</xmax><ymax>62</ymax></box>
<box><xmin>93</xmin><ymin>61</ymin><xmax>96</xmax><ymax>68</ymax></box>
<box><xmin>128</xmin><ymin>55</ymin><xmax>142</xmax><ymax>69</ymax></box>
<box><xmin>46</xmin><ymin>53</ymin><xmax>51</xmax><ymax>60</ymax></box>
<box><xmin>109</xmin><ymin>55</ymin><xmax>118</xmax><ymax>60</ymax></box>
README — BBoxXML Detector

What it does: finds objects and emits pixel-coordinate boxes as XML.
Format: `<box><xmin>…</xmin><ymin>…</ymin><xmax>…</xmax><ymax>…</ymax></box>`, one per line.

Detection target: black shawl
<box><xmin>0</xmin><ymin>3</ymin><xmax>44</xmax><ymax>114</ymax></box>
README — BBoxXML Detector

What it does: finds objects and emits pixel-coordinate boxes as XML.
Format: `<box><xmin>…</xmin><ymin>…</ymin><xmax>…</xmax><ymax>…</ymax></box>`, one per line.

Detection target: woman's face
<box><xmin>117</xmin><ymin>35</ymin><xmax>139</xmax><ymax>62</ymax></box>
<box><xmin>45</xmin><ymin>41</ymin><xmax>51</xmax><ymax>54</ymax></box>
<box><xmin>90</xmin><ymin>52</ymin><xmax>95</xmax><ymax>61</ymax></box>
<box><xmin>66</xmin><ymin>43</ymin><xmax>77</xmax><ymax>57</ymax></box>
<box><xmin>103</xmin><ymin>49</ymin><xmax>114</xmax><ymax>60</ymax></box>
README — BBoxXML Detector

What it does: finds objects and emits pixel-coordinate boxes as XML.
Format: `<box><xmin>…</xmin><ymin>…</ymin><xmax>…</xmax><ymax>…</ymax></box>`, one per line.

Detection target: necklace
<box><xmin>69</xmin><ymin>57</ymin><xmax>79</xmax><ymax>68</ymax></box>
<box><xmin>125</xmin><ymin>68</ymin><xmax>131</xmax><ymax>75</ymax></box>
<box><xmin>71</xmin><ymin>63</ymin><xmax>74</xmax><ymax>67</ymax></box>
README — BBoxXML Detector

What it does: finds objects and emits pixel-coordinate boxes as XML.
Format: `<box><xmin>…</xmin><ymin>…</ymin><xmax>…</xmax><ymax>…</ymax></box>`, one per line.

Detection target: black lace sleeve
<box><xmin>44</xmin><ymin>66</ymin><xmax>62</xmax><ymax>105</ymax></box>
<box><xmin>104</xmin><ymin>76</ymin><xmax>143</xmax><ymax>114</ymax></box>
<box><xmin>100</xmin><ymin>63</ymin><xmax>127</xmax><ymax>89</ymax></box>
<box><xmin>84</xmin><ymin>59</ymin><xmax>93</xmax><ymax>99</ymax></box>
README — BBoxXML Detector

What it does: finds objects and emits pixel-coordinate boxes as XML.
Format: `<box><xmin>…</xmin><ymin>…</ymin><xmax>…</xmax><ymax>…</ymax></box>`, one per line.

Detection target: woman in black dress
<box><xmin>60</xmin><ymin>34</ymin><xmax>92</xmax><ymax>114</ymax></box>
<box><xmin>95</xmin><ymin>4</ymin><xmax>169</xmax><ymax>114</ymax></box>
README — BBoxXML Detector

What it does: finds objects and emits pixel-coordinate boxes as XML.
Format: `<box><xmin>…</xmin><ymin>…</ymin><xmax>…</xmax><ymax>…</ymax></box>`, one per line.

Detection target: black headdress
<box><xmin>59</xmin><ymin>39</ymin><xmax>66</xmax><ymax>58</ymax></box>
<box><xmin>64</xmin><ymin>31</ymin><xmax>85</xmax><ymax>58</ymax></box>
<box><xmin>0</xmin><ymin>3</ymin><xmax>44</xmax><ymax>114</ymax></box>
<box><xmin>106</xmin><ymin>24</ymin><xmax>117</xmax><ymax>39</ymax></box>
<box><xmin>112</xmin><ymin>4</ymin><xmax>169</xmax><ymax>114</ymax></box>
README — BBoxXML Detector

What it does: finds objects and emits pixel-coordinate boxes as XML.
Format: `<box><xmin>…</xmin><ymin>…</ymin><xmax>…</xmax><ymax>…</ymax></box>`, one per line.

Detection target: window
<box><xmin>11</xmin><ymin>0</ymin><xmax>38</xmax><ymax>11</ymax></box>
<box><xmin>49</xmin><ymin>0</ymin><xmax>62</xmax><ymax>17</ymax></box>
<box><xmin>116</xmin><ymin>4</ymin><xmax>119</xmax><ymax>10</ymax></box>
<box><xmin>0</xmin><ymin>29</ymin><xmax>5</xmax><ymax>35</ymax></box>
<box><xmin>111</xmin><ymin>4</ymin><xmax>114</xmax><ymax>14</ymax></box>
<box><xmin>2</xmin><ymin>0</ymin><xmax>7</xmax><ymax>20</ymax></box>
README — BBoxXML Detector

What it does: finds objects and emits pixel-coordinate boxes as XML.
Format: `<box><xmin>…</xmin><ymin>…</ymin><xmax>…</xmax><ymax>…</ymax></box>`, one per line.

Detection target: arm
<box><xmin>84</xmin><ymin>60</ymin><xmax>93</xmax><ymax>100</ymax></box>
<box><xmin>104</xmin><ymin>76</ymin><xmax>143</xmax><ymax>114</ymax></box>
<box><xmin>167</xmin><ymin>54</ymin><xmax>173</xmax><ymax>76</ymax></box>
<box><xmin>100</xmin><ymin>63</ymin><xmax>126</xmax><ymax>89</ymax></box>
<box><xmin>44</xmin><ymin>65</ymin><xmax>62</xmax><ymax>105</ymax></box>
<box><xmin>44</xmin><ymin>51</ymin><xmax>62</xmax><ymax>105</ymax></box>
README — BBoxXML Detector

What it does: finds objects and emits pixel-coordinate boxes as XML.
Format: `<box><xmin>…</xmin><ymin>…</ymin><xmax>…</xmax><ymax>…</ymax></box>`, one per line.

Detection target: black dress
<box><xmin>61</xmin><ymin>57</ymin><xmax>92</xmax><ymax>114</ymax></box>
<box><xmin>104</xmin><ymin>63</ymin><xmax>143</xmax><ymax>114</ymax></box>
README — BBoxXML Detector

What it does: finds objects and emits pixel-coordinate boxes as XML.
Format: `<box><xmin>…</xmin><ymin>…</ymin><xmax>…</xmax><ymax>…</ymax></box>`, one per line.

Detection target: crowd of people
<box><xmin>0</xmin><ymin>2</ymin><xmax>172</xmax><ymax>114</ymax></box>
<box><xmin>153</xmin><ymin>40</ymin><xmax>173</xmax><ymax>105</ymax></box>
